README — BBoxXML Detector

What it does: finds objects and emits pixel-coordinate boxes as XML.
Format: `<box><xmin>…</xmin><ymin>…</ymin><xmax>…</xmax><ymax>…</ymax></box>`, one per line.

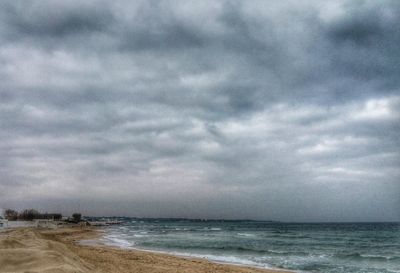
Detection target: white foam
<box><xmin>94</xmin><ymin>233</ymin><xmax>299</xmax><ymax>273</ymax></box>
<box><xmin>133</xmin><ymin>234</ymin><xmax>148</xmax><ymax>238</ymax></box>
<box><xmin>237</xmin><ymin>233</ymin><xmax>256</xmax><ymax>237</ymax></box>
<box><xmin>103</xmin><ymin>234</ymin><xmax>134</xmax><ymax>248</ymax></box>
<box><xmin>180</xmin><ymin>253</ymin><xmax>266</xmax><ymax>267</ymax></box>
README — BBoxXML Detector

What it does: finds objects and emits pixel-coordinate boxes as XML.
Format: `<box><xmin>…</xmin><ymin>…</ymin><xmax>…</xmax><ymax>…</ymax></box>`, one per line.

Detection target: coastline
<box><xmin>80</xmin><ymin>234</ymin><xmax>288</xmax><ymax>271</ymax></box>
<box><xmin>0</xmin><ymin>226</ymin><xmax>292</xmax><ymax>273</ymax></box>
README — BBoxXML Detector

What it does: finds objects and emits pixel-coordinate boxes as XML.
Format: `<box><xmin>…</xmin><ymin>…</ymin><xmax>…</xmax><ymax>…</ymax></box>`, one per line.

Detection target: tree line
<box><xmin>3</xmin><ymin>209</ymin><xmax>62</xmax><ymax>221</ymax></box>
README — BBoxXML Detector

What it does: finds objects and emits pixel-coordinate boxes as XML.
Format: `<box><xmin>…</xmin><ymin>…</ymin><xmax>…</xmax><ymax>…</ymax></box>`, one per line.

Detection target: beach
<box><xmin>0</xmin><ymin>227</ymin><xmax>289</xmax><ymax>273</ymax></box>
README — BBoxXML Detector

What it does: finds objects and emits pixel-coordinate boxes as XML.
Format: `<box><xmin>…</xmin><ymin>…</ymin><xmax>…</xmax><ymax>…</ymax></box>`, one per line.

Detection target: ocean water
<box><xmin>92</xmin><ymin>219</ymin><xmax>400</xmax><ymax>273</ymax></box>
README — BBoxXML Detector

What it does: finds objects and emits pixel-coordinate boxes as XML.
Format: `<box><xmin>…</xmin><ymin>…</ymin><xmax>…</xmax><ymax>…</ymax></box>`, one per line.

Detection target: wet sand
<box><xmin>0</xmin><ymin>227</ymin><xmax>291</xmax><ymax>273</ymax></box>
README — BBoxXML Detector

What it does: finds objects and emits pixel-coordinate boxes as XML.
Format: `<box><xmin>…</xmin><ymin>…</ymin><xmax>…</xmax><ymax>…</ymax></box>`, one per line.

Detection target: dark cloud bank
<box><xmin>0</xmin><ymin>0</ymin><xmax>399</xmax><ymax>222</ymax></box>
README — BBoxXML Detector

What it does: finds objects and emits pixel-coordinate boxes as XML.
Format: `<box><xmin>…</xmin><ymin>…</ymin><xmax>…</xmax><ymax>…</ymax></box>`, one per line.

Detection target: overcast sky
<box><xmin>0</xmin><ymin>0</ymin><xmax>399</xmax><ymax>222</ymax></box>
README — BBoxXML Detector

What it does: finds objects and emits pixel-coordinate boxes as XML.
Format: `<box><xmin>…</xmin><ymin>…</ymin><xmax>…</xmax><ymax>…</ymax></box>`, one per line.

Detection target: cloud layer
<box><xmin>0</xmin><ymin>0</ymin><xmax>399</xmax><ymax>221</ymax></box>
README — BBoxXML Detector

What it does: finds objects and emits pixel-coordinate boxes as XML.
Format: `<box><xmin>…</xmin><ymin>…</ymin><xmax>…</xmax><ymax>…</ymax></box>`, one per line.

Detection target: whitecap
<box><xmin>237</xmin><ymin>233</ymin><xmax>256</xmax><ymax>237</ymax></box>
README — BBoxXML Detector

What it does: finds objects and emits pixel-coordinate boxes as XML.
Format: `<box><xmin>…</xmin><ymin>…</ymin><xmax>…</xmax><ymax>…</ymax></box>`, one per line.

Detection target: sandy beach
<box><xmin>0</xmin><ymin>227</ymin><xmax>291</xmax><ymax>273</ymax></box>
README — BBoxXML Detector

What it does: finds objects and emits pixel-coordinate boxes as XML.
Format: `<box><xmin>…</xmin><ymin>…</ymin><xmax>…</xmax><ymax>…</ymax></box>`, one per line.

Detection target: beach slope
<box><xmin>0</xmin><ymin>227</ymin><xmax>289</xmax><ymax>273</ymax></box>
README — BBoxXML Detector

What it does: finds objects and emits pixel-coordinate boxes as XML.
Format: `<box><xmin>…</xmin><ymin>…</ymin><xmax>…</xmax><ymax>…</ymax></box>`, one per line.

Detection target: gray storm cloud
<box><xmin>0</xmin><ymin>0</ymin><xmax>399</xmax><ymax>221</ymax></box>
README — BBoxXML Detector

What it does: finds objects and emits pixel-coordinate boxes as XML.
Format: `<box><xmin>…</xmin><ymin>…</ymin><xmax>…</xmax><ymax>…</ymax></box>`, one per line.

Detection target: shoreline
<box><xmin>0</xmin><ymin>226</ymin><xmax>293</xmax><ymax>273</ymax></box>
<box><xmin>80</xmin><ymin>234</ymin><xmax>289</xmax><ymax>272</ymax></box>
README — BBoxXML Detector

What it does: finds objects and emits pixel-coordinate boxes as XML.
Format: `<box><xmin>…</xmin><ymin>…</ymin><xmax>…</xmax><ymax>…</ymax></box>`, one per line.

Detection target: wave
<box><xmin>138</xmin><ymin>242</ymin><xmax>308</xmax><ymax>257</ymax></box>
<box><xmin>97</xmin><ymin>221</ymin><xmax>400</xmax><ymax>273</ymax></box>
<box><xmin>237</xmin><ymin>233</ymin><xmax>256</xmax><ymax>237</ymax></box>
<box><xmin>169</xmin><ymin>252</ymin><xmax>272</xmax><ymax>269</ymax></box>
<box><xmin>103</xmin><ymin>235</ymin><xmax>134</xmax><ymax>248</ymax></box>
<box><xmin>335</xmin><ymin>252</ymin><xmax>400</xmax><ymax>261</ymax></box>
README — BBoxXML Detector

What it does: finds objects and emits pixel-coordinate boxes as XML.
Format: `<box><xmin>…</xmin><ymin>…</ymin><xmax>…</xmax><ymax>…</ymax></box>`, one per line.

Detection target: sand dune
<box><xmin>0</xmin><ymin>228</ymin><xmax>94</xmax><ymax>273</ymax></box>
<box><xmin>0</xmin><ymin>227</ymin><xmax>290</xmax><ymax>273</ymax></box>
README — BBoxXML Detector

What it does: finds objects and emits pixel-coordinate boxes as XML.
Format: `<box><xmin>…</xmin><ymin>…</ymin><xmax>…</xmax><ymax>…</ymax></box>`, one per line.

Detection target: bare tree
<box><xmin>19</xmin><ymin>209</ymin><xmax>39</xmax><ymax>221</ymax></box>
<box><xmin>4</xmin><ymin>209</ymin><xmax>18</xmax><ymax>220</ymax></box>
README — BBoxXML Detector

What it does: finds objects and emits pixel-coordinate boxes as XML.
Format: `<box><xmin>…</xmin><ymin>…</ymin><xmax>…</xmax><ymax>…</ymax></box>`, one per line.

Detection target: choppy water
<box><xmin>91</xmin><ymin>218</ymin><xmax>400</xmax><ymax>273</ymax></box>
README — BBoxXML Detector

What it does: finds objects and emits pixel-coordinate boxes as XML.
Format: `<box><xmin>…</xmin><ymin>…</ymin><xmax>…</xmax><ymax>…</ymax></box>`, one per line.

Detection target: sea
<box><xmin>87</xmin><ymin>218</ymin><xmax>399</xmax><ymax>273</ymax></box>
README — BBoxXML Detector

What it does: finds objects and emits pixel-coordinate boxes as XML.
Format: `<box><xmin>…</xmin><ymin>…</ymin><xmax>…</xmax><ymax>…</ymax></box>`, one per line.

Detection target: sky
<box><xmin>0</xmin><ymin>0</ymin><xmax>399</xmax><ymax>222</ymax></box>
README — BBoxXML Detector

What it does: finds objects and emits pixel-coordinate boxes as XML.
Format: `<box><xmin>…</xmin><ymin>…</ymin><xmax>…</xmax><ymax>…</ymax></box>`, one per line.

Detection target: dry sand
<box><xmin>0</xmin><ymin>227</ymin><xmax>291</xmax><ymax>273</ymax></box>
